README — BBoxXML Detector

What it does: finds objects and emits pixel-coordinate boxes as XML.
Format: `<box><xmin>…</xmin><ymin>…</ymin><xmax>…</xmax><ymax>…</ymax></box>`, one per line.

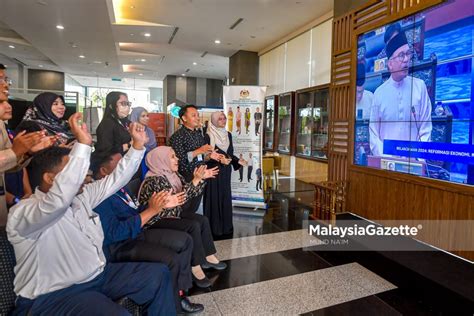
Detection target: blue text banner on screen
<box><xmin>384</xmin><ymin>140</ymin><xmax>474</xmax><ymax>164</ymax></box>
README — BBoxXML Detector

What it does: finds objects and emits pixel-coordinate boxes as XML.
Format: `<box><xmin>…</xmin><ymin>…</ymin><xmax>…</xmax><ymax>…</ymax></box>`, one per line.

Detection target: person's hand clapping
<box><xmin>193</xmin><ymin>165</ymin><xmax>207</xmax><ymax>182</ymax></box>
<box><xmin>11</xmin><ymin>130</ymin><xmax>47</xmax><ymax>158</ymax></box>
<box><xmin>203</xmin><ymin>166</ymin><xmax>219</xmax><ymax>179</ymax></box>
<box><xmin>148</xmin><ymin>191</ymin><xmax>170</xmax><ymax>215</ymax></box>
<box><xmin>29</xmin><ymin>135</ymin><xmax>58</xmax><ymax>153</ymax></box>
<box><xmin>69</xmin><ymin>113</ymin><xmax>92</xmax><ymax>145</ymax></box>
<box><xmin>194</xmin><ymin>144</ymin><xmax>213</xmax><ymax>157</ymax></box>
<box><xmin>129</xmin><ymin>122</ymin><xmax>147</xmax><ymax>150</ymax></box>
<box><xmin>209</xmin><ymin>150</ymin><xmax>224</xmax><ymax>162</ymax></box>
<box><xmin>164</xmin><ymin>191</ymin><xmax>186</xmax><ymax>208</ymax></box>
<box><xmin>220</xmin><ymin>156</ymin><xmax>231</xmax><ymax>165</ymax></box>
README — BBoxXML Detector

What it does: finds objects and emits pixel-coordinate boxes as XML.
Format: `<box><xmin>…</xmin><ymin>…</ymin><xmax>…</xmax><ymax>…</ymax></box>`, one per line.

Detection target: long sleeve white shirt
<box><xmin>6</xmin><ymin>142</ymin><xmax>144</xmax><ymax>299</ymax></box>
<box><xmin>0</xmin><ymin>120</ymin><xmax>17</xmax><ymax>225</ymax></box>
<box><xmin>369</xmin><ymin>76</ymin><xmax>432</xmax><ymax>156</ymax></box>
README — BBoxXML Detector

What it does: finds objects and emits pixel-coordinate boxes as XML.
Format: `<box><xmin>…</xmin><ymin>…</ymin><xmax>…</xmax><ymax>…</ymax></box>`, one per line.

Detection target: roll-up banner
<box><xmin>223</xmin><ymin>85</ymin><xmax>267</xmax><ymax>209</ymax></box>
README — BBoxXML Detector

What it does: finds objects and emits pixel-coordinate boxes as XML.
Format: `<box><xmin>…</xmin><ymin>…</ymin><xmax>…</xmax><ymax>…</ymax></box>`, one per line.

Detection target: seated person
<box><xmin>92</xmin><ymin>149</ymin><xmax>204</xmax><ymax>314</ymax></box>
<box><xmin>138</xmin><ymin>146</ymin><xmax>226</xmax><ymax>288</ymax></box>
<box><xmin>16</xmin><ymin>92</ymin><xmax>74</xmax><ymax>146</ymax></box>
<box><xmin>6</xmin><ymin>113</ymin><xmax>175</xmax><ymax>315</ymax></box>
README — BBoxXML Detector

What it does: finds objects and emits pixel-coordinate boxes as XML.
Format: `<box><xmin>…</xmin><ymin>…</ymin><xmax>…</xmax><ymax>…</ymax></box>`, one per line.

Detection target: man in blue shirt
<box><xmin>92</xmin><ymin>149</ymin><xmax>204</xmax><ymax>315</ymax></box>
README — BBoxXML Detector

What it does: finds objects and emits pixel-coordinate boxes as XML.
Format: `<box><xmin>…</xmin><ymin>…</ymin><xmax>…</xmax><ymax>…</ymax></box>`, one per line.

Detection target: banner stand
<box><xmin>223</xmin><ymin>85</ymin><xmax>267</xmax><ymax>210</ymax></box>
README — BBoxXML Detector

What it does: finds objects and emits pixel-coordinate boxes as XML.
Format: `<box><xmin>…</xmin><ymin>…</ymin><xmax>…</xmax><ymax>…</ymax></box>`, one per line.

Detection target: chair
<box><xmin>262</xmin><ymin>157</ymin><xmax>274</xmax><ymax>192</ymax></box>
<box><xmin>272</xmin><ymin>156</ymin><xmax>282</xmax><ymax>189</ymax></box>
<box><xmin>312</xmin><ymin>181</ymin><xmax>347</xmax><ymax>223</ymax></box>
<box><xmin>0</xmin><ymin>227</ymin><xmax>142</xmax><ymax>315</ymax></box>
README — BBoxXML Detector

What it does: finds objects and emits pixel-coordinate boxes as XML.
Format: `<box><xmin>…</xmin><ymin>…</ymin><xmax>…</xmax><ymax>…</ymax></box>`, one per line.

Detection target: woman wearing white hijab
<box><xmin>203</xmin><ymin>111</ymin><xmax>247</xmax><ymax>238</ymax></box>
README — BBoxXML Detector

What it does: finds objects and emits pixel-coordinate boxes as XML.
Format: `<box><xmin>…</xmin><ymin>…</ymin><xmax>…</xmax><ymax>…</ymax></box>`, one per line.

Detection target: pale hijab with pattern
<box><xmin>207</xmin><ymin>111</ymin><xmax>230</xmax><ymax>152</ymax></box>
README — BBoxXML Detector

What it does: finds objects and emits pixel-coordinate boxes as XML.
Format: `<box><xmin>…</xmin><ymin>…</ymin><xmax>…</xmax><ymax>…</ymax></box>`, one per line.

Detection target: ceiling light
<box><xmin>193</xmin><ymin>62</ymin><xmax>197</xmax><ymax>65</ymax></box>
<box><xmin>38</xmin><ymin>65</ymin><xmax>44</xmax><ymax>68</ymax></box>
<box><xmin>93</xmin><ymin>61</ymin><xmax>102</xmax><ymax>64</ymax></box>
<box><xmin>8</xmin><ymin>45</ymin><xmax>15</xmax><ymax>49</ymax></box>
<box><xmin>214</xmin><ymin>39</ymin><xmax>221</xmax><ymax>44</ymax></box>
<box><xmin>139</xmin><ymin>73</ymin><xmax>143</xmax><ymax>76</ymax></box>
<box><xmin>79</xmin><ymin>55</ymin><xmax>85</xmax><ymax>58</ymax></box>
<box><xmin>181</xmin><ymin>74</ymin><xmax>186</xmax><ymax>76</ymax></box>
<box><xmin>143</xmin><ymin>33</ymin><xmax>151</xmax><ymax>37</ymax></box>
<box><xmin>141</xmin><ymin>59</ymin><xmax>146</xmax><ymax>62</ymax></box>
<box><xmin>56</xmin><ymin>25</ymin><xmax>64</xmax><ymax>30</ymax></box>
<box><xmin>130</xmin><ymin>33</ymin><xmax>135</xmax><ymax>36</ymax></box>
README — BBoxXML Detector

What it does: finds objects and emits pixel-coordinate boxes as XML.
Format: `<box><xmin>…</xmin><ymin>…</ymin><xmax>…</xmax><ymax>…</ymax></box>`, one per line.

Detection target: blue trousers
<box><xmin>13</xmin><ymin>262</ymin><xmax>176</xmax><ymax>316</ymax></box>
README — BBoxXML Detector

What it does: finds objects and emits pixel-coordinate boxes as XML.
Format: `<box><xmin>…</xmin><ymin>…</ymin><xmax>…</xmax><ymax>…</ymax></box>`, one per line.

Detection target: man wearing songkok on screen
<box><xmin>6</xmin><ymin>113</ymin><xmax>175</xmax><ymax>315</ymax></box>
<box><xmin>369</xmin><ymin>31</ymin><xmax>432</xmax><ymax>156</ymax></box>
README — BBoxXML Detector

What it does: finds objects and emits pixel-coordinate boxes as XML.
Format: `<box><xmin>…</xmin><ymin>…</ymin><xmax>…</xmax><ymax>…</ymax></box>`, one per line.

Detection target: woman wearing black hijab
<box><xmin>94</xmin><ymin>91</ymin><xmax>132</xmax><ymax>155</ymax></box>
<box><xmin>15</xmin><ymin>92</ymin><xmax>74</xmax><ymax>144</ymax></box>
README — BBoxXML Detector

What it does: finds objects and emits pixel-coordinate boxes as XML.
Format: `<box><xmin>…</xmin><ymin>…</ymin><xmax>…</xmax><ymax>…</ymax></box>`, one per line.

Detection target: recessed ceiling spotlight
<box><xmin>8</xmin><ymin>45</ymin><xmax>15</xmax><ymax>49</ymax></box>
<box><xmin>79</xmin><ymin>55</ymin><xmax>85</xmax><ymax>58</ymax></box>
<box><xmin>139</xmin><ymin>73</ymin><xmax>143</xmax><ymax>76</ymax></box>
<box><xmin>181</xmin><ymin>73</ymin><xmax>186</xmax><ymax>76</ymax></box>
<box><xmin>143</xmin><ymin>33</ymin><xmax>151</xmax><ymax>37</ymax></box>
<box><xmin>130</xmin><ymin>33</ymin><xmax>135</xmax><ymax>36</ymax></box>
<box><xmin>214</xmin><ymin>39</ymin><xmax>221</xmax><ymax>44</ymax></box>
<box><xmin>141</xmin><ymin>59</ymin><xmax>146</xmax><ymax>62</ymax></box>
<box><xmin>56</xmin><ymin>25</ymin><xmax>64</xmax><ymax>30</ymax></box>
<box><xmin>93</xmin><ymin>61</ymin><xmax>102</xmax><ymax>64</ymax></box>
<box><xmin>38</xmin><ymin>65</ymin><xmax>44</xmax><ymax>68</ymax></box>
<box><xmin>193</xmin><ymin>62</ymin><xmax>197</xmax><ymax>65</ymax></box>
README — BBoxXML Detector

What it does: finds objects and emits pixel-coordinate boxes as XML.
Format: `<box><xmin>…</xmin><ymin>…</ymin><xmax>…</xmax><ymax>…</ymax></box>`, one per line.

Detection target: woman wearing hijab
<box><xmin>203</xmin><ymin>111</ymin><xmax>247</xmax><ymax>238</ymax></box>
<box><xmin>15</xmin><ymin>92</ymin><xmax>74</xmax><ymax>144</ymax></box>
<box><xmin>129</xmin><ymin>107</ymin><xmax>157</xmax><ymax>152</ymax></box>
<box><xmin>138</xmin><ymin>146</ymin><xmax>226</xmax><ymax>288</ymax></box>
<box><xmin>95</xmin><ymin>91</ymin><xmax>132</xmax><ymax>155</ymax></box>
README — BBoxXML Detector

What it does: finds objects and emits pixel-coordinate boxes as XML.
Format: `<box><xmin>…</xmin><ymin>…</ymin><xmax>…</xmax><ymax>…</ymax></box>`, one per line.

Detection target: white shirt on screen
<box><xmin>356</xmin><ymin>90</ymin><xmax>374</xmax><ymax>120</ymax></box>
<box><xmin>369</xmin><ymin>76</ymin><xmax>432</xmax><ymax>156</ymax></box>
<box><xmin>6</xmin><ymin>143</ymin><xmax>144</xmax><ymax>299</ymax></box>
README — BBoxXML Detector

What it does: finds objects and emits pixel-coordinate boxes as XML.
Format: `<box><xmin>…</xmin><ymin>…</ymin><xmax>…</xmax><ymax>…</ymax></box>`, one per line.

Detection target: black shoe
<box><xmin>181</xmin><ymin>297</ymin><xmax>204</xmax><ymax>314</ymax></box>
<box><xmin>201</xmin><ymin>261</ymin><xmax>227</xmax><ymax>271</ymax></box>
<box><xmin>192</xmin><ymin>275</ymin><xmax>211</xmax><ymax>288</ymax></box>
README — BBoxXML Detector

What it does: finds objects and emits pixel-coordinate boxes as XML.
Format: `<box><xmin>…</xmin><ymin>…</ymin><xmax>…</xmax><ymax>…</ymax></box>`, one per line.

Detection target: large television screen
<box><xmin>354</xmin><ymin>0</ymin><xmax>474</xmax><ymax>185</ymax></box>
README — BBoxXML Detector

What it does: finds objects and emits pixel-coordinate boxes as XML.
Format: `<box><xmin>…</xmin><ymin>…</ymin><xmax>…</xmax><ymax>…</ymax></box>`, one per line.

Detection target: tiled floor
<box><xmin>188</xmin><ymin>178</ymin><xmax>474</xmax><ymax>315</ymax></box>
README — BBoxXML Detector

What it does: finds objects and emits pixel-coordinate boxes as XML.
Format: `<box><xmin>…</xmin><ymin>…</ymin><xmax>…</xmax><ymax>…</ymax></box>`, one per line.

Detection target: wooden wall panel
<box><xmin>295</xmin><ymin>158</ymin><xmax>328</xmax><ymax>183</ymax></box>
<box><xmin>329</xmin><ymin>0</ymin><xmax>474</xmax><ymax>260</ymax></box>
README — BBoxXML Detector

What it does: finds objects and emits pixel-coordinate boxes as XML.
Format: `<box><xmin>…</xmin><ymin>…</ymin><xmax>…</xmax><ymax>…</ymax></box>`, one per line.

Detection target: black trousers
<box><xmin>149</xmin><ymin>213</ymin><xmax>217</xmax><ymax>267</ymax></box>
<box><xmin>239</xmin><ymin>167</ymin><xmax>243</xmax><ymax>181</ymax></box>
<box><xmin>109</xmin><ymin>229</ymin><xmax>193</xmax><ymax>312</ymax></box>
<box><xmin>247</xmin><ymin>166</ymin><xmax>253</xmax><ymax>181</ymax></box>
<box><xmin>256</xmin><ymin>178</ymin><xmax>262</xmax><ymax>190</ymax></box>
<box><xmin>182</xmin><ymin>194</ymin><xmax>202</xmax><ymax>215</ymax></box>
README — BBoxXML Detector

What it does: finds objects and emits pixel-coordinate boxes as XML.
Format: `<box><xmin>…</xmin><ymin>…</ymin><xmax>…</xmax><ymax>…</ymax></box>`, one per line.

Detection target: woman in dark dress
<box><xmin>203</xmin><ymin>111</ymin><xmax>247</xmax><ymax>238</ymax></box>
<box><xmin>94</xmin><ymin>91</ymin><xmax>132</xmax><ymax>155</ymax></box>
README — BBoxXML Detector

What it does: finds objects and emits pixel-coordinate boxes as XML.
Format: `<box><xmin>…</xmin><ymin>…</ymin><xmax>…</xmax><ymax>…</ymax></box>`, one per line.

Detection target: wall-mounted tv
<box><xmin>354</xmin><ymin>0</ymin><xmax>474</xmax><ymax>185</ymax></box>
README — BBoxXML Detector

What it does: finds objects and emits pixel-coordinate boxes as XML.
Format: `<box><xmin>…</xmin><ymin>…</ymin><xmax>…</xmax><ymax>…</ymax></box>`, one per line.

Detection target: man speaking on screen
<box><xmin>369</xmin><ymin>31</ymin><xmax>432</xmax><ymax>157</ymax></box>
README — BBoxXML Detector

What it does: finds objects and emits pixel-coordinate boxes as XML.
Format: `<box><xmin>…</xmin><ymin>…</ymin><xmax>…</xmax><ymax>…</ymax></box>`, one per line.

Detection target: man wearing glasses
<box><xmin>369</xmin><ymin>31</ymin><xmax>432</xmax><ymax>156</ymax></box>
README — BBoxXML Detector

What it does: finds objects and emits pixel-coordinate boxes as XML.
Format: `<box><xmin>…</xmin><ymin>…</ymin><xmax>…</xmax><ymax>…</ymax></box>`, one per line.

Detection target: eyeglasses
<box><xmin>0</xmin><ymin>77</ymin><xmax>12</xmax><ymax>85</ymax></box>
<box><xmin>390</xmin><ymin>49</ymin><xmax>414</xmax><ymax>62</ymax></box>
<box><xmin>118</xmin><ymin>101</ymin><xmax>132</xmax><ymax>107</ymax></box>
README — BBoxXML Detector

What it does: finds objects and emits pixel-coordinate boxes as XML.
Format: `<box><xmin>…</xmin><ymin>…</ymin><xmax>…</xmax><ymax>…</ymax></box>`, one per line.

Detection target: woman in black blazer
<box><xmin>95</xmin><ymin>91</ymin><xmax>132</xmax><ymax>154</ymax></box>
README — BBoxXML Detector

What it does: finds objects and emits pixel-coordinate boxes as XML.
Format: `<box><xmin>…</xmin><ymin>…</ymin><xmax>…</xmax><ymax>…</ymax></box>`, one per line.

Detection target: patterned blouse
<box><xmin>138</xmin><ymin>174</ymin><xmax>205</xmax><ymax>226</ymax></box>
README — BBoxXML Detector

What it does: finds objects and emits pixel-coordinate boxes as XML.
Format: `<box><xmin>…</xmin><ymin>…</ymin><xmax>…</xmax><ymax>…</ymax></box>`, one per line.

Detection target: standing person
<box><xmin>238</xmin><ymin>153</ymin><xmax>244</xmax><ymax>182</ymax></box>
<box><xmin>92</xmin><ymin>150</ymin><xmax>204</xmax><ymax>314</ymax></box>
<box><xmin>15</xmin><ymin>92</ymin><xmax>74</xmax><ymax>145</ymax></box>
<box><xmin>129</xmin><ymin>106</ymin><xmax>157</xmax><ymax>152</ymax></box>
<box><xmin>254</xmin><ymin>107</ymin><xmax>262</xmax><ymax>136</ymax></box>
<box><xmin>227</xmin><ymin>106</ymin><xmax>233</xmax><ymax>132</ymax></box>
<box><xmin>235</xmin><ymin>106</ymin><xmax>242</xmax><ymax>135</ymax></box>
<box><xmin>369</xmin><ymin>32</ymin><xmax>432</xmax><ymax>156</ymax></box>
<box><xmin>138</xmin><ymin>146</ymin><xmax>227</xmax><ymax>288</ymax></box>
<box><xmin>169</xmin><ymin>104</ymin><xmax>222</xmax><ymax>214</ymax></box>
<box><xmin>247</xmin><ymin>152</ymin><xmax>253</xmax><ymax>182</ymax></box>
<box><xmin>256</xmin><ymin>167</ymin><xmax>262</xmax><ymax>191</ymax></box>
<box><xmin>203</xmin><ymin>111</ymin><xmax>247</xmax><ymax>238</ymax></box>
<box><xmin>7</xmin><ymin>114</ymin><xmax>175</xmax><ymax>315</ymax></box>
<box><xmin>95</xmin><ymin>91</ymin><xmax>132</xmax><ymax>155</ymax></box>
<box><xmin>244</xmin><ymin>108</ymin><xmax>251</xmax><ymax>134</ymax></box>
